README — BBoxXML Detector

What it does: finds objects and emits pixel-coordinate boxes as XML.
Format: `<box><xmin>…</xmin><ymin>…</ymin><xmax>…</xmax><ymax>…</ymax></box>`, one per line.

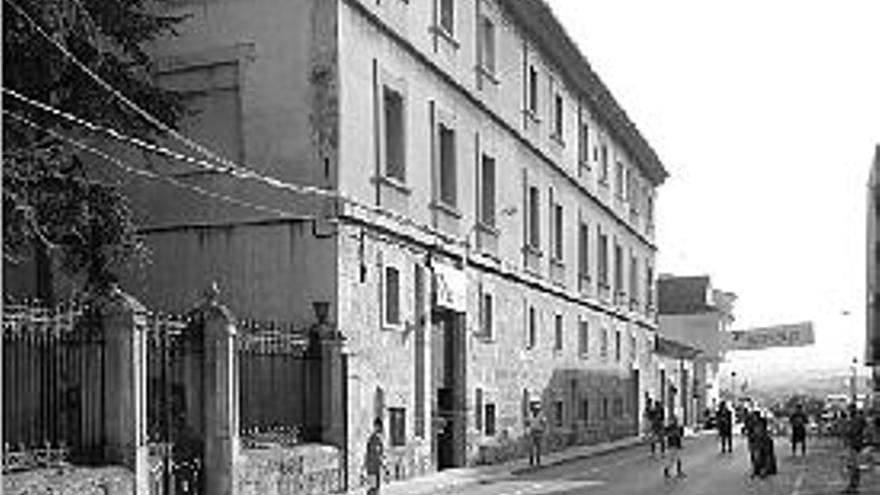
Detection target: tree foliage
<box><xmin>3</xmin><ymin>0</ymin><xmax>186</xmax><ymax>294</ymax></box>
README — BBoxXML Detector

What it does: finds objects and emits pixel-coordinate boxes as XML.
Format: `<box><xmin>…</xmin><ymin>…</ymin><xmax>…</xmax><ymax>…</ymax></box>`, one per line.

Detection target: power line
<box><xmin>3</xmin><ymin>86</ymin><xmax>464</xmax><ymax>249</ymax></box>
<box><xmin>4</xmin><ymin>0</ymin><xmax>238</xmax><ymax>173</ymax></box>
<box><xmin>3</xmin><ymin>109</ymin><xmax>299</xmax><ymax>220</ymax></box>
<box><xmin>4</xmin><ymin>0</ymin><xmax>467</xmax><ymax>250</ymax></box>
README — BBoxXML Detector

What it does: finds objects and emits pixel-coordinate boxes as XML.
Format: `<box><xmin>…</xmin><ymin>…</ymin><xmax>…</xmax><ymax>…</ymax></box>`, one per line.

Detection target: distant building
<box><xmin>653</xmin><ymin>336</ymin><xmax>700</xmax><ymax>428</ymax></box>
<box><xmin>867</xmin><ymin>144</ymin><xmax>880</xmax><ymax>405</ymax></box>
<box><xmin>657</xmin><ymin>275</ymin><xmax>736</xmax><ymax>421</ymax></box>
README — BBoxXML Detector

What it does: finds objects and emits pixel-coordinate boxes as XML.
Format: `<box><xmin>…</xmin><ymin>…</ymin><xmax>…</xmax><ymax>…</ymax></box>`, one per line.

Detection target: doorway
<box><xmin>431</xmin><ymin>309</ymin><xmax>466</xmax><ymax>470</ymax></box>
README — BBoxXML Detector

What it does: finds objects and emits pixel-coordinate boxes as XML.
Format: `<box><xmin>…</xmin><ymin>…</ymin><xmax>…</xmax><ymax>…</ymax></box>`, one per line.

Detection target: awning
<box><xmin>655</xmin><ymin>335</ymin><xmax>702</xmax><ymax>360</ymax></box>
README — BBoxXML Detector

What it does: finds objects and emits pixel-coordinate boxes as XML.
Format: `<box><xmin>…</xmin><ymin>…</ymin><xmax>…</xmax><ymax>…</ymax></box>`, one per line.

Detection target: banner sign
<box><xmin>433</xmin><ymin>262</ymin><xmax>467</xmax><ymax>312</ymax></box>
<box><xmin>727</xmin><ymin>321</ymin><xmax>815</xmax><ymax>350</ymax></box>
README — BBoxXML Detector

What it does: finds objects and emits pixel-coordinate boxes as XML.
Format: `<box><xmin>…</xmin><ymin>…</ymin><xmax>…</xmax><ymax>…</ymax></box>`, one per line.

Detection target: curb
<box><xmin>510</xmin><ymin>438</ymin><xmax>650</xmax><ymax>475</ymax></box>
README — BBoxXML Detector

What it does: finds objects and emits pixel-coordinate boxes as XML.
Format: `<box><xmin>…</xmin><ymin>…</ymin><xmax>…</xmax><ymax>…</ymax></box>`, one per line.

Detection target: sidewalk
<box><xmin>346</xmin><ymin>435</ymin><xmax>648</xmax><ymax>495</ymax></box>
<box><xmin>782</xmin><ymin>437</ymin><xmax>880</xmax><ymax>494</ymax></box>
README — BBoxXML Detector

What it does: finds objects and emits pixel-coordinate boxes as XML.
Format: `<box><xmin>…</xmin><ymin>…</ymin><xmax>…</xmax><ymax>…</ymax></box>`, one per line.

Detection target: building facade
<box><xmin>120</xmin><ymin>0</ymin><xmax>668</xmax><ymax>487</ymax></box>
<box><xmin>657</xmin><ymin>275</ymin><xmax>736</xmax><ymax>423</ymax></box>
<box><xmin>868</xmin><ymin>144</ymin><xmax>880</xmax><ymax>405</ymax></box>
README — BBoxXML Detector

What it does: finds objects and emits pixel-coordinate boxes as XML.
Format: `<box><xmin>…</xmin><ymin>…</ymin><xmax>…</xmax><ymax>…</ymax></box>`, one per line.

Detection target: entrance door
<box><xmin>432</xmin><ymin>309</ymin><xmax>466</xmax><ymax>470</ymax></box>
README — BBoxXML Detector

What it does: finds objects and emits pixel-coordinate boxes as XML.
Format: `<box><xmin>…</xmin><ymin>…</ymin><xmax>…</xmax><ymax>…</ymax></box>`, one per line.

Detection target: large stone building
<box><xmin>114</xmin><ymin>0</ymin><xmax>668</xmax><ymax>487</ymax></box>
<box><xmin>867</xmin><ymin>144</ymin><xmax>880</xmax><ymax>404</ymax></box>
<box><xmin>657</xmin><ymin>275</ymin><xmax>736</xmax><ymax>424</ymax></box>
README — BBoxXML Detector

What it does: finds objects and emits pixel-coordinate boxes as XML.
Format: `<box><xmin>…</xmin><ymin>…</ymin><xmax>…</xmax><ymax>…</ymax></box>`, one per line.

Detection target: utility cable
<box><xmin>3</xmin><ymin>109</ymin><xmax>297</xmax><ymax>220</ymax></box>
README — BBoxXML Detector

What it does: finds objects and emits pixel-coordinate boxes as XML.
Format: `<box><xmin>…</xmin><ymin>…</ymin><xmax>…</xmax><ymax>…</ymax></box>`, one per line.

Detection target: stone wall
<box><xmin>3</xmin><ymin>466</ymin><xmax>133</xmax><ymax>495</ymax></box>
<box><xmin>238</xmin><ymin>444</ymin><xmax>342</xmax><ymax>495</ymax></box>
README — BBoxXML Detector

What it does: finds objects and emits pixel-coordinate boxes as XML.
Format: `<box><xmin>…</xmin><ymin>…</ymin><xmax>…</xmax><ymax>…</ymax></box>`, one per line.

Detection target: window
<box><xmin>615</xmin><ymin>161</ymin><xmax>625</xmax><ymax>198</ymax></box>
<box><xmin>389</xmin><ymin>407</ymin><xmax>406</xmax><ymax>446</ymax></box>
<box><xmin>615</xmin><ymin>330</ymin><xmax>621</xmax><ymax>362</ymax></box>
<box><xmin>485</xmin><ymin>403</ymin><xmax>496</xmax><ymax>436</ymax></box>
<box><xmin>614</xmin><ymin>243</ymin><xmax>623</xmax><ymax>297</ymax></box>
<box><xmin>528</xmin><ymin>186</ymin><xmax>540</xmax><ymax>249</ymax></box>
<box><xmin>580</xmin><ymin>399</ymin><xmax>589</xmax><ymax>422</ymax></box>
<box><xmin>646</xmin><ymin>190</ymin><xmax>655</xmax><ymax>226</ymax></box>
<box><xmin>578</xmin><ymin>319</ymin><xmax>589</xmax><ymax>356</ymax></box>
<box><xmin>481</xmin><ymin>292</ymin><xmax>494</xmax><ymax>339</ymax></box>
<box><xmin>554</xmin><ymin>314</ymin><xmax>563</xmax><ymax>351</ymax></box>
<box><xmin>384</xmin><ymin>266</ymin><xmax>401</xmax><ymax>326</ymax></box>
<box><xmin>598</xmin><ymin>230</ymin><xmax>608</xmax><ymax>288</ymax></box>
<box><xmin>528</xmin><ymin>66</ymin><xmax>538</xmax><ymax>114</ymax></box>
<box><xmin>438</xmin><ymin>123</ymin><xmax>457</xmax><ymax>206</ymax></box>
<box><xmin>600</xmin><ymin>144</ymin><xmax>609</xmax><ymax>183</ymax></box>
<box><xmin>578</xmin><ymin>222</ymin><xmax>589</xmax><ymax>287</ymax></box>
<box><xmin>613</xmin><ymin>397</ymin><xmax>624</xmax><ymax>417</ymax></box>
<box><xmin>382</xmin><ymin>86</ymin><xmax>406</xmax><ymax>181</ymax></box>
<box><xmin>602</xmin><ymin>397</ymin><xmax>609</xmax><ymax>419</ymax></box>
<box><xmin>627</xmin><ymin>167</ymin><xmax>638</xmax><ymax>210</ymax></box>
<box><xmin>414</xmin><ymin>264</ymin><xmax>426</xmax><ymax>438</ymax></box>
<box><xmin>480</xmin><ymin>155</ymin><xmax>496</xmax><ymax>227</ymax></box>
<box><xmin>578</xmin><ymin>119</ymin><xmax>590</xmax><ymax>167</ymax></box>
<box><xmin>600</xmin><ymin>328</ymin><xmax>608</xmax><ymax>358</ymax></box>
<box><xmin>553</xmin><ymin>93</ymin><xmax>564</xmax><ymax>140</ymax></box>
<box><xmin>630</xmin><ymin>334</ymin><xmax>637</xmax><ymax>362</ymax></box>
<box><xmin>629</xmin><ymin>255</ymin><xmax>639</xmax><ymax>306</ymax></box>
<box><xmin>553</xmin><ymin>203</ymin><xmax>563</xmax><ymax>261</ymax></box>
<box><xmin>439</xmin><ymin>0</ymin><xmax>454</xmax><ymax>35</ymax></box>
<box><xmin>646</xmin><ymin>264</ymin><xmax>654</xmax><ymax>310</ymax></box>
<box><xmin>479</xmin><ymin>16</ymin><xmax>495</xmax><ymax>74</ymax></box>
<box><xmin>527</xmin><ymin>306</ymin><xmax>537</xmax><ymax>349</ymax></box>
<box><xmin>554</xmin><ymin>400</ymin><xmax>564</xmax><ymax>427</ymax></box>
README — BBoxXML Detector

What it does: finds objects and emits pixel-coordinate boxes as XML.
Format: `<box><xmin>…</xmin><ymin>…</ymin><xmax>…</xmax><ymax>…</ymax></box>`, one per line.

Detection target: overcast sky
<box><xmin>549</xmin><ymin>0</ymin><xmax>880</xmax><ymax>379</ymax></box>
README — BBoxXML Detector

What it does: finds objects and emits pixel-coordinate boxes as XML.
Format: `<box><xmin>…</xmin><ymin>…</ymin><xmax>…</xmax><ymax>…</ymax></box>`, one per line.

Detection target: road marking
<box><xmin>790</xmin><ymin>472</ymin><xmax>805</xmax><ymax>495</ymax></box>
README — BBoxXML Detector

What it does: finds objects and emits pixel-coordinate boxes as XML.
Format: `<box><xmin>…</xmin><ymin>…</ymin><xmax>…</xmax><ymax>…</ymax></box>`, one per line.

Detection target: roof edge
<box><xmin>499</xmin><ymin>0</ymin><xmax>670</xmax><ymax>186</ymax></box>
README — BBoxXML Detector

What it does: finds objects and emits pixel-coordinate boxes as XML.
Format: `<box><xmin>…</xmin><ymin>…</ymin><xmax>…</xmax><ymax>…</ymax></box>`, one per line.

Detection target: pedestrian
<box><xmin>751</xmin><ymin>414</ymin><xmax>777</xmax><ymax>479</ymax></box>
<box><xmin>526</xmin><ymin>406</ymin><xmax>546</xmax><ymax>466</ymax></box>
<box><xmin>717</xmin><ymin>401</ymin><xmax>733</xmax><ymax>453</ymax></box>
<box><xmin>663</xmin><ymin>415</ymin><xmax>685</xmax><ymax>479</ymax></box>
<box><xmin>789</xmin><ymin>403</ymin><xmax>808</xmax><ymax>456</ymax></box>
<box><xmin>842</xmin><ymin>404</ymin><xmax>867</xmax><ymax>494</ymax></box>
<box><xmin>650</xmin><ymin>400</ymin><xmax>667</xmax><ymax>458</ymax></box>
<box><xmin>365</xmin><ymin>418</ymin><xmax>385</xmax><ymax>495</ymax></box>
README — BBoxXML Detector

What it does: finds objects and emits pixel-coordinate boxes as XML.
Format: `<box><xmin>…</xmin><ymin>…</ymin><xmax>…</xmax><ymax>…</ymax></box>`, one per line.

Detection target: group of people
<box><xmin>714</xmin><ymin>401</ymin><xmax>780</xmax><ymax>478</ymax></box>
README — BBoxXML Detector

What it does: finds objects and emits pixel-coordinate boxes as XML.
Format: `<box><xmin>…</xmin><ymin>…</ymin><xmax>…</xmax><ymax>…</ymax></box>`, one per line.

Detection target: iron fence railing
<box><xmin>2</xmin><ymin>302</ymin><xmax>105</xmax><ymax>472</ymax></box>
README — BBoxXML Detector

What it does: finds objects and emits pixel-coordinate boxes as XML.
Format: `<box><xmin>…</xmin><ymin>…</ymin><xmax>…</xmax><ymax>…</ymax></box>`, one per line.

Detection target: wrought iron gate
<box><xmin>146</xmin><ymin>314</ymin><xmax>204</xmax><ymax>495</ymax></box>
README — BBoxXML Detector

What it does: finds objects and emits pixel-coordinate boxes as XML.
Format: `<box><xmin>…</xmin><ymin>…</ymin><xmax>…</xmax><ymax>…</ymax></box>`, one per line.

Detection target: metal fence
<box><xmin>237</xmin><ymin>319</ymin><xmax>312</xmax><ymax>448</ymax></box>
<box><xmin>2</xmin><ymin>302</ymin><xmax>105</xmax><ymax>472</ymax></box>
<box><xmin>145</xmin><ymin>312</ymin><xmax>204</xmax><ymax>495</ymax></box>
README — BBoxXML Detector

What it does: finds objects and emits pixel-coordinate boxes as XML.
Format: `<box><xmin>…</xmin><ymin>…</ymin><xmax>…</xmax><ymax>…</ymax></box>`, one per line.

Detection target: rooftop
<box><xmin>499</xmin><ymin>0</ymin><xmax>669</xmax><ymax>186</ymax></box>
<box><xmin>657</xmin><ymin>275</ymin><xmax>714</xmax><ymax>315</ymax></box>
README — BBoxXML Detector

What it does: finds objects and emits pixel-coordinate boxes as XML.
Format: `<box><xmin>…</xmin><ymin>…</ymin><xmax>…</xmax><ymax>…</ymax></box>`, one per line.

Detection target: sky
<box><xmin>549</xmin><ymin>0</ymin><xmax>880</xmax><ymax>381</ymax></box>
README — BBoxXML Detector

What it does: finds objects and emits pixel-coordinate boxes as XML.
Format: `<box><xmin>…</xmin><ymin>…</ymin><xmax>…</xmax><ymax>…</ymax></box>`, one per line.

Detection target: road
<box><xmin>414</xmin><ymin>434</ymin><xmax>848</xmax><ymax>495</ymax></box>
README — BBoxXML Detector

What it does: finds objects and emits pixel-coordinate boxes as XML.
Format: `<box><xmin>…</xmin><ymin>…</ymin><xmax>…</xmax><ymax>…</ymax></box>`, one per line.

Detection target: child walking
<box><xmin>664</xmin><ymin>415</ymin><xmax>685</xmax><ymax>479</ymax></box>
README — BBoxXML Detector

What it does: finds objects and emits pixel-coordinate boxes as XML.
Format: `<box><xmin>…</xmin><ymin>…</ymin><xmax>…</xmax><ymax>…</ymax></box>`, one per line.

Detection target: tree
<box><xmin>3</xmin><ymin>0</ymin><xmax>186</xmax><ymax>298</ymax></box>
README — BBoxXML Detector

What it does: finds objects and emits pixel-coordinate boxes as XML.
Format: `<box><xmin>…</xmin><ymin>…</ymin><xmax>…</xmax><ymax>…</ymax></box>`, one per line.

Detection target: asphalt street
<box><xmin>408</xmin><ymin>434</ymin><xmax>847</xmax><ymax>495</ymax></box>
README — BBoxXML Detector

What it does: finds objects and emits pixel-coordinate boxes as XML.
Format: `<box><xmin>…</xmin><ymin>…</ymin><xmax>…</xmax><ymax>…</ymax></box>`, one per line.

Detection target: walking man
<box><xmin>843</xmin><ymin>404</ymin><xmax>866</xmax><ymax>494</ymax></box>
<box><xmin>663</xmin><ymin>415</ymin><xmax>685</xmax><ymax>479</ymax></box>
<box><xmin>527</xmin><ymin>406</ymin><xmax>546</xmax><ymax>466</ymax></box>
<box><xmin>717</xmin><ymin>401</ymin><xmax>733</xmax><ymax>453</ymax></box>
<box><xmin>650</xmin><ymin>400</ymin><xmax>667</xmax><ymax>458</ymax></box>
<box><xmin>365</xmin><ymin>418</ymin><xmax>385</xmax><ymax>495</ymax></box>
<box><xmin>789</xmin><ymin>403</ymin><xmax>808</xmax><ymax>456</ymax></box>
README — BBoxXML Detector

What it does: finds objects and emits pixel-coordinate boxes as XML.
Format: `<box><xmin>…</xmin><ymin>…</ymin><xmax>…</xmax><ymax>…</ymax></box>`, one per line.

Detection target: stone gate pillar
<box><xmin>98</xmin><ymin>285</ymin><xmax>149</xmax><ymax>495</ymax></box>
<box><xmin>200</xmin><ymin>286</ymin><xmax>240</xmax><ymax>495</ymax></box>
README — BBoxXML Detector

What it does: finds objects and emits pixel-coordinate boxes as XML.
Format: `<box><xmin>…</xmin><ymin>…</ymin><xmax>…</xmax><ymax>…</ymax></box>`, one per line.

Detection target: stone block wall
<box><xmin>238</xmin><ymin>444</ymin><xmax>342</xmax><ymax>495</ymax></box>
<box><xmin>3</xmin><ymin>466</ymin><xmax>134</xmax><ymax>495</ymax></box>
